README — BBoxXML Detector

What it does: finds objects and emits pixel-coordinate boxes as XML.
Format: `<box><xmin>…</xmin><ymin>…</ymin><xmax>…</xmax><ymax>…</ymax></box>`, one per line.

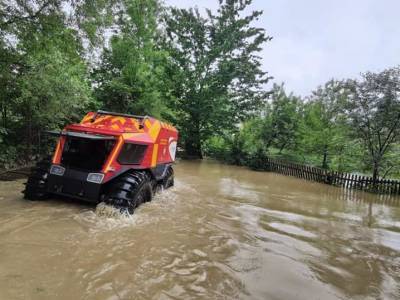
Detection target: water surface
<box><xmin>0</xmin><ymin>160</ymin><xmax>399</xmax><ymax>299</ymax></box>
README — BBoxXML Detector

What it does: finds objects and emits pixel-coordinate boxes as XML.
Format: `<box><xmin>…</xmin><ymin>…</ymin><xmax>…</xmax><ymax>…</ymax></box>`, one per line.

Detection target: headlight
<box><xmin>87</xmin><ymin>173</ymin><xmax>104</xmax><ymax>184</ymax></box>
<box><xmin>50</xmin><ymin>165</ymin><xmax>65</xmax><ymax>176</ymax></box>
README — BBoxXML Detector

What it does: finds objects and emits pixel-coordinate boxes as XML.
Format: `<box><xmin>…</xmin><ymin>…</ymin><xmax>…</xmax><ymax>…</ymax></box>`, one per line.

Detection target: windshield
<box><xmin>61</xmin><ymin>137</ymin><xmax>115</xmax><ymax>171</ymax></box>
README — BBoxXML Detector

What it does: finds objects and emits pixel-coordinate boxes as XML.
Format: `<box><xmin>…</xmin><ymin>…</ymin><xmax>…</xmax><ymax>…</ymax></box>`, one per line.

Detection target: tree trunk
<box><xmin>372</xmin><ymin>160</ymin><xmax>379</xmax><ymax>185</ymax></box>
<box><xmin>322</xmin><ymin>144</ymin><xmax>328</xmax><ymax>169</ymax></box>
<box><xmin>2</xmin><ymin>105</ymin><xmax>7</xmax><ymax>129</ymax></box>
<box><xmin>184</xmin><ymin>120</ymin><xmax>203</xmax><ymax>159</ymax></box>
<box><xmin>27</xmin><ymin>116</ymin><xmax>32</xmax><ymax>158</ymax></box>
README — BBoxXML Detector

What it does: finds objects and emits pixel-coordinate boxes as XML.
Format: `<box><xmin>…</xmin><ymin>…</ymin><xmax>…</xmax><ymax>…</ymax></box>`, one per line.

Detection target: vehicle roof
<box><xmin>65</xmin><ymin>111</ymin><xmax>177</xmax><ymax>138</ymax></box>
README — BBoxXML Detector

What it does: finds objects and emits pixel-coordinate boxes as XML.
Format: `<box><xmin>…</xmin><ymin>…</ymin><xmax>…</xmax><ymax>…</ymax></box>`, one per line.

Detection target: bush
<box><xmin>246</xmin><ymin>146</ymin><xmax>269</xmax><ymax>170</ymax></box>
<box><xmin>203</xmin><ymin>136</ymin><xmax>233</xmax><ymax>162</ymax></box>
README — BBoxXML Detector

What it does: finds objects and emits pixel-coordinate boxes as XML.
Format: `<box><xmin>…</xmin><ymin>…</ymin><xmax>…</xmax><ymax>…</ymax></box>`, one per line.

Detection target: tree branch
<box><xmin>0</xmin><ymin>1</ymin><xmax>52</xmax><ymax>29</ymax></box>
<box><xmin>380</xmin><ymin>112</ymin><xmax>400</xmax><ymax>155</ymax></box>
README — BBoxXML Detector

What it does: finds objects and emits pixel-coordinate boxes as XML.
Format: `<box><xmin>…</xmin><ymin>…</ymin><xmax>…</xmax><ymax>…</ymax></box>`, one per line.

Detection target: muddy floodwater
<box><xmin>0</xmin><ymin>160</ymin><xmax>400</xmax><ymax>300</ymax></box>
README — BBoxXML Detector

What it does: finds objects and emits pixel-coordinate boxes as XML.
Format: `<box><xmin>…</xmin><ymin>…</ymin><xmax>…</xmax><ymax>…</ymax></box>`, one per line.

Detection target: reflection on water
<box><xmin>0</xmin><ymin>160</ymin><xmax>399</xmax><ymax>299</ymax></box>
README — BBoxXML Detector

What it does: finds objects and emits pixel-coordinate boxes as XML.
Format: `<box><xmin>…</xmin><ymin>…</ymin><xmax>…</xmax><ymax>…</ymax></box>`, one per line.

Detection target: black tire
<box><xmin>103</xmin><ymin>170</ymin><xmax>154</xmax><ymax>214</ymax></box>
<box><xmin>162</xmin><ymin>166</ymin><xmax>174</xmax><ymax>189</ymax></box>
<box><xmin>23</xmin><ymin>159</ymin><xmax>51</xmax><ymax>200</ymax></box>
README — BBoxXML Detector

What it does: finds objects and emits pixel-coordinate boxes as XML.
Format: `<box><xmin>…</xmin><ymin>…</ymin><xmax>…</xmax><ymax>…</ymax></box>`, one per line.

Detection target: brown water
<box><xmin>0</xmin><ymin>160</ymin><xmax>400</xmax><ymax>300</ymax></box>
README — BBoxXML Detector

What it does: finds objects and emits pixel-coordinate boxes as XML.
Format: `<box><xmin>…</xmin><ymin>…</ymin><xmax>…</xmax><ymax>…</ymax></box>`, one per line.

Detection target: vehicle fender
<box><xmin>150</xmin><ymin>163</ymin><xmax>172</xmax><ymax>181</ymax></box>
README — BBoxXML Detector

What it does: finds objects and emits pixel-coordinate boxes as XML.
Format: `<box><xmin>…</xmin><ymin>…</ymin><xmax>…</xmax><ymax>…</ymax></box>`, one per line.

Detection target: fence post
<box><xmin>389</xmin><ymin>179</ymin><xmax>393</xmax><ymax>194</ymax></box>
<box><xmin>298</xmin><ymin>163</ymin><xmax>302</xmax><ymax>179</ymax></box>
<box><xmin>355</xmin><ymin>174</ymin><xmax>359</xmax><ymax>189</ymax></box>
<box><xmin>396</xmin><ymin>180</ymin><xmax>400</xmax><ymax>195</ymax></box>
<box><xmin>346</xmin><ymin>173</ymin><xmax>351</xmax><ymax>188</ymax></box>
<box><xmin>350</xmin><ymin>174</ymin><xmax>354</xmax><ymax>189</ymax></box>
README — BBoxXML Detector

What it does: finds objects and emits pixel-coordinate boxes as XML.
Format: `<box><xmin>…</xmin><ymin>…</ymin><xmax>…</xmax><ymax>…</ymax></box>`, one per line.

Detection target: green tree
<box><xmin>0</xmin><ymin>0</ymin><xmax>101</xmax><ymax>164</ymax></box>
<box><xmin>164</xmin><ymin>0</ymin><xmax>272</xmax><ymax>158</ymax></box>
<box><xmin>93</xmin><ymin>0</ymin><xmax>174</xmax><ymax>118</ymax></box>
<box><xmin>17</xmin><ymin>44</ymin><xmax>95</xmax><ymax>155</ymax></box>
<box><xmin>298</xmin><ymin>80</ymin><xmax>348</xmax><ymax>169</ymax></box>
<box><xmin>261</xmin><ymin>83</ymin><xmax>301</xmax><ymax>153</ymax></box>
<box><xmin>345</xmin><ymin>67</ymin><xmax>400</xmax><ymax>182</ymax></box>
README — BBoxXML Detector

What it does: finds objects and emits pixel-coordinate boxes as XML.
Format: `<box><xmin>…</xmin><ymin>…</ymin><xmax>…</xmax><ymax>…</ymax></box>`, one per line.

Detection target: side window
<box><xmin>118</xmin><ymin>143</ymin><xmax>147</xmax><ymax>164</ymax></box>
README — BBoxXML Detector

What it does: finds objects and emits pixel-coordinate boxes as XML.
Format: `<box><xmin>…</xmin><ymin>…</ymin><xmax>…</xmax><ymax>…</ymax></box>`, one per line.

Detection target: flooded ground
<box><xmin>0</xmin><ymin>160</ymin><xmax>400</xmax><ymax>300</ymax></box>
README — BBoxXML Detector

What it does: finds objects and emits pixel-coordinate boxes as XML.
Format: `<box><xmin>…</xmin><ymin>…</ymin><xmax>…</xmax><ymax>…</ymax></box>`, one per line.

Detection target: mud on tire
<box><xmin>23</xmin><ymin>159</ymin><xmax>51</xmax><ymax>200</ymax></box>
<box><xmin>103</xmin><ymin>170</ymin><xmax>154</xmax><ymax>214</ymax></box>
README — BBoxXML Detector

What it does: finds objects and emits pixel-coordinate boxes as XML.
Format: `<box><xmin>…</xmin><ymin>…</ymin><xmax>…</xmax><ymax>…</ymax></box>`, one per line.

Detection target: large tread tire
<box><xmin>23</xmin><ymin>159</ymin><xmax>51</xmax><ymax>201</ymax></box>
<box><xmin>162</xmin><ymin>166</ymin><xmax>174</xmax><ymax>189</ymax></box>
<box><xmin>103</xmin><ymin>171</ymin><xmax>154</xmax><ymax>214</ymax></box>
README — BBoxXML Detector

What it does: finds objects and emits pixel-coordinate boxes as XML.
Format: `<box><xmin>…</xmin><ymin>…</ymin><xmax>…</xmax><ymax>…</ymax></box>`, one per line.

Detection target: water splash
<box><xmin>95</xmin><ymin>202</ymin><xmax>130</xmax><ymax>219</ymax></box>
<box><xmin>75</xmin><ymin>186</ymin><xmax>183</xmax><ymax>232</ymax></box>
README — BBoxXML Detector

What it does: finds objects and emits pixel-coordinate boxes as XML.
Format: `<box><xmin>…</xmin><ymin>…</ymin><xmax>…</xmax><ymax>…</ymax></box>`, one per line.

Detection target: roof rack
<box><xmin>43</xmin><ymin>130</ymin><xmax>116</xmax><ymax>140</ymax></box>
<box><xmin>94</xmin><ymin>110</ymin><xmax>149</xmax><ymax>120</ymax></box>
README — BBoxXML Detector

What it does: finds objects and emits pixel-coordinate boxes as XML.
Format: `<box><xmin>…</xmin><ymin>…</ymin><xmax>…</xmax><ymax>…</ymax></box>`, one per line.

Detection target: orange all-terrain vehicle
<box><xmin>23</xmin><ymin>110</ymin><xmax>178</xmax><ymax>214</ymax></box>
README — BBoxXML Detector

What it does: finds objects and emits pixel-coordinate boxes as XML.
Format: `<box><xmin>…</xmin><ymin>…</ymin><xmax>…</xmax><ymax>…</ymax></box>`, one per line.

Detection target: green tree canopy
<box><xmin>0</xmin><ymin>0</ymin><xmax>101</xmax><ymax>165</ymax></box>
<box><xmin>261</xmin><ymin>83</ymin><xmax>301</xmax><ymax>154</ymax></box>
<box><xmin>93</xmin><ymin>0</ymin><xmax>174</xmax><ymax>119</ymax></box>
<box><xmin>345</xmin><ymin>67</ymin><xmax>400</xmax><ymax>181</ymax></box>
<box><xmin>298</xmin><ymin>80</ymin><xmax>349</xmax><ymax>169</ymax></box>
<box><xmin>164</xmin><ymin>0</ymin><xmax>272</xmax><ymax>157</ymax></box>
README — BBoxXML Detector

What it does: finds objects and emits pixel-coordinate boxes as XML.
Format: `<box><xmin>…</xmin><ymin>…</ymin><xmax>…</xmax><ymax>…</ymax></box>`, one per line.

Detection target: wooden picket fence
<box><xmin>265</xmin><ymin>158</ymin><xmax>400</xmax><ymax>195</ymax></box>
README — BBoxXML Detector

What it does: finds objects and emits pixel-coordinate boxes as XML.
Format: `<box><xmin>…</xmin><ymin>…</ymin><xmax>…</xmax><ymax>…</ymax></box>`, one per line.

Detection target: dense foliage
<box><xmin>0</xmin><ymin>0</ymin><xmax>99</xmax><ymax>167</ymax></box>
<box><xmin>93</xmin><ymin>0</ymin><xmax>173</xmax><ymax>118</ymax></box>
<box><xmin>204</xmin><ymin>71</ymin><xmax>400</xmax><ymax>179</ymax></box>
<box><xmin>0</xmin><ymin>0</ymin><xmax>399</xmax><ymax>179</ymax></box>
<box><xmin>163</xmin><ymin>1</ymin><xmax>271</xmax><ymax>157</ymax></box>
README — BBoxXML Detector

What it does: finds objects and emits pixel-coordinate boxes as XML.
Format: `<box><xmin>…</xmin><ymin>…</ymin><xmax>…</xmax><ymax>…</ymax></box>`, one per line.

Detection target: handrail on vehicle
<box><xmin>42</xmin><ymin>130</ymin><xmax>116</xmax><ymax>140</ymax></box>
<box><xmin>91</xmin><ymin>110</ymin><xmax>150</xmax><ymax>129</ymax></box>
<box><xmin>93</xmin><ymin>110</ymin><xmax>150</xmax><ymax>120</ymax></box>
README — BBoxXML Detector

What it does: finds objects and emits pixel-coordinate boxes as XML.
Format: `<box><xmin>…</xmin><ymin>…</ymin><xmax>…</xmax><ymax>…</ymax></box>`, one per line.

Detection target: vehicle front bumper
<box><xmin>47</xmin><ymin>168</ymin><xmax>102</xmax><ymax>202</ymax></box>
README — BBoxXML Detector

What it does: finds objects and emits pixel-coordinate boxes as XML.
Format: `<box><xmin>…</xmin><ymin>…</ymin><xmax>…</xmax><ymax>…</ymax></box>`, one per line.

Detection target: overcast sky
<box><xmin>166</xmin><ymin>0</ymin><xmax>400</xmax><ymax>97</ymax></box>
